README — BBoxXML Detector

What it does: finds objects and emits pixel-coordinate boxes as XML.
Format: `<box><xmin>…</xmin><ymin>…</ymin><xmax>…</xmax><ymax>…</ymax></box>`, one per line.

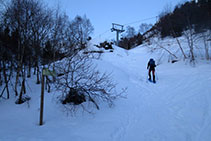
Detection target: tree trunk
<box><xmin>15</xmin><ymin>64</ymin><xmax>21</xmax><ymax>96</ymax></box>
<box><xmin>175</xmin><ymin>37</ymin><xmax>187</xmax><ymax>60</ymax></box>
<box><xmin>34</xmin><ymin>65</ymin><xmax>36</xmax><ymax>75</ymax></box>
<box><xmin>0</xmin><ymin>61</ymin><xmax>2</xmax><ymax>86</ymax></box>
<box><xmin>45</xmin><ymin>76</ymin><xmax>51</xmax><ymax>93</ymax></box>
<box><xmin>189</xmin><ymin>36</ymin><xmax>195</xmax><ymax>62</ymax></box>
<box><xmin>18</xmin><ymin>79</ymin><xmax>24</xmax><ymax>104</ymax></box>
<box><xmin>168</xmin><ymin>16</ymin><xmax>187</xmax><ymax>60</ymax></box>
<box><xmin>36</xmin><ymin>65</ymin><xmax>40</xmax><ymax>84</ymax></box>
<box><xmin>23</xmin><ymin>66</ymin><xmax>26</xmax><ymax>94</ymax></box>
<box><xmin>27</xmin><ymin>57</ymin><xmax>31</xmax><ymax>78</ymax></box>
<box><xmin>202</xmin><ymin>33</ymin><xmax>209</xmax><ymax>60</ymax></box>
<box><xmin>3</xmin><ymin>61</ymin><xmax>10</xmax><ymax>99</ymax></box>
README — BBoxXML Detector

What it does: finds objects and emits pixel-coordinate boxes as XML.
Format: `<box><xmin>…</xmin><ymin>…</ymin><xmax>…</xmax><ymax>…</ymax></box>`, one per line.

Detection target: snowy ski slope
<box><xmin>0</xmin><ymin>43</ymin><xmax>211</xmax><ymax>141</ymax></box>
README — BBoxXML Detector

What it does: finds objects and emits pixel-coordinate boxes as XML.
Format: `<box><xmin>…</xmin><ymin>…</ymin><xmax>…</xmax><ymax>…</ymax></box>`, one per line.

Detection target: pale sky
<box><xmin>44</xmin><ymin>0</ymin><xmax>187</xmax><ymax>40</ymax></box>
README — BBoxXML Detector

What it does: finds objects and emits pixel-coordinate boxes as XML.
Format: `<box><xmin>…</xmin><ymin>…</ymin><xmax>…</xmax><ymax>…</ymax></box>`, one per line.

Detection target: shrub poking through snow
<box><xmin>62</xmin><ymin>88</ymin><xmax>86</xmax><ymax>105</ymax></box>
<box><xmin>54</xmin><ymin>52</ymin><xmax>125</xmax><ymax>113</ymax></box>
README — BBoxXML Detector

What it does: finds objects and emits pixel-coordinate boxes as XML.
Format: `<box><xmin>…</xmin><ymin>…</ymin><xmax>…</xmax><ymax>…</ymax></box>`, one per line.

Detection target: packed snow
<box><xmin>1</xmin><ymin>42</ymin><xmax>211</xmax><ymax>141</ymax></box>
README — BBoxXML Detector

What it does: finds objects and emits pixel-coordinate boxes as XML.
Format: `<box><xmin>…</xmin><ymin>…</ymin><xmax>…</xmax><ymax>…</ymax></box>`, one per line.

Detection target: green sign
<box><xmin>43</xmin><ymin>68</ymin><xmax>57</xmax><ymax>77</ymax></box>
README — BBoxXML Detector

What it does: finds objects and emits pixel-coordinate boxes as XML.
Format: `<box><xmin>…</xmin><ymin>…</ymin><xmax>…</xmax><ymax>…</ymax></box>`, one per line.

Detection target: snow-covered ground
<box><xmin>1</xmin><ymin>43</ymin><xmax>211</xmax><ymax>141</ymax></box>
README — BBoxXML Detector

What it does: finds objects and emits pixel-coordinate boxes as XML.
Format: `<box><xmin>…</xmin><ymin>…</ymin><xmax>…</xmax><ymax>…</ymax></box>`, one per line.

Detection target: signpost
<box><xmin>39</xmin><ymin>68</ymin><xmax>56</xmax><ymax>126</ymax></box>
<box><xmin>39</xmin><ymin>69</ymin><xmax>45</xmax><ymax>126</ymax></box>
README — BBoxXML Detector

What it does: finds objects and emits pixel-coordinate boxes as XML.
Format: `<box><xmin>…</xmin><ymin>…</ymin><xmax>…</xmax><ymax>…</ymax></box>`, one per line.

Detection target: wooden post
<box><xmin>39</xmin><ymin>69</ymin><xmax>45</xmax><ymax>126</ymax></box>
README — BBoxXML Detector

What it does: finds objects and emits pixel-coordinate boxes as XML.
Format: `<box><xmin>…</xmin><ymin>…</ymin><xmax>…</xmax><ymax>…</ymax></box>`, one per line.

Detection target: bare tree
<box><xmin>49</xmin><ymin>9</ymin><xmax>69</xmax><ymax>76</ymax></box>
<box><xmin>2</xmin><ymin>0</ymin><xmax>53</xmax><ymax>102</ymax></box>
<box><xmin>29</xmin><ymin>1</ymin><xmax>53</xmax><ymax>83</ymax></box>
<box><xmin>54</xmin><ymin>52</ymin><xmax>125</xmax><ymax>113</ymax></box>
<box><xmin>0</xmin><ymin>48</ymin><xmax>13</xmax><ymax>99</ymax></box>
<box><xmin>69</xmin><ymin>15</ymin><xmax>94</xmax><ymax>49</ymax></box>
<box><xmin>183</xmin><ymin>27</ymin><xmax>199</xmax><ymax>63</ymax></box>
<box><xmin>124</xmin><ymin>26</ymin><xmax>136</xmax><ymax>38</ymax></box>
<box><xmin>158</xmin><ymin>5</ymin><xmax>187</xmax><ymax>60</ymax></box>
<box><xmin>139</xmin><ymin>23</ymin><xmax>153</xmax><ymax>34</ymax></box>
<box><xmin>158</xmin><ymin>2</ymin><xmax>173</xmax><ymax>25</ymax></box>
<box><xmin>199</xmin><ymin>30</ymin><xmax>211</xmax><ymax>60</ymax></box>
<box><xmin>168</xmin><ymin>19</ymin><xmax>187</xmax><ymax>60</ymax></box>
<box><xmin>3</xmin><ymin>0</ymin><xmax>23</xmax><ymax>96</ymax></box>
<box><xmin>150</xmin><ymin>38</ymin><xmax>178</xmax><ymax>62</ymax></box>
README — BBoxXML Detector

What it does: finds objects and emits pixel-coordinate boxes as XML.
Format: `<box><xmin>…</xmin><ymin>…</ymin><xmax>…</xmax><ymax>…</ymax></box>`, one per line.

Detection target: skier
<box><xmin>147</xmin><ymin>58</ymin><xmax>156</xmax><ymax>83</ymax></box>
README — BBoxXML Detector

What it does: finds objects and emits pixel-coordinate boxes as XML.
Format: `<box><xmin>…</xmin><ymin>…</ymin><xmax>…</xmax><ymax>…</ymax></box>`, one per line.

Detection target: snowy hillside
<box><xmin>1</xmin><ymin>42</ymin><xmax>211</xmax><ymax>141</ymax></box>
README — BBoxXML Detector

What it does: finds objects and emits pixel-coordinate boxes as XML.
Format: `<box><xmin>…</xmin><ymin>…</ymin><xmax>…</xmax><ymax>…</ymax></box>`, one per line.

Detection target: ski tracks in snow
<box><xmin>103</xmin><ymin>48</ymin><xmax>211</xmax><ymax>141</ymax></box>
<box><xmin>110</xmin><ymin>60</ymin><xmax>211</xmax><ymax>140</ymax></box>
<box><xmin>110</xmin><ymin>105</ymin><xmax>139</xmax><ymax>141</ymax></box>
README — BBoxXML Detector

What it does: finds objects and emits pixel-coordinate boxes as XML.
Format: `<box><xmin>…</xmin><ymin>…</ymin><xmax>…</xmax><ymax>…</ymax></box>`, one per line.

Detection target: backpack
<box><xmin>149</xmin><ymin>59</ymin><xmax>155</xmax><ymax>67</ymax></box>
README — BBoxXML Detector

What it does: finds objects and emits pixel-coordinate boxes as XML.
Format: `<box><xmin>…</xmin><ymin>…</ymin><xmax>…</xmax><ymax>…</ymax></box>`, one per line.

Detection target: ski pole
<box><xmin>155</xmin><ymin>71</ymin><xmax>158</xmax><ymax>80</ymax></box>
<box><xmin>146</xmin><ymin>69</ymin><xmax>149</xmax><ymax>82</ymax></box>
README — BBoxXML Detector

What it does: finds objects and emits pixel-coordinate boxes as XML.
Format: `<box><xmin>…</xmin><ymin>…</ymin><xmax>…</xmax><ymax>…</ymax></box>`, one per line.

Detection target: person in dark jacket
<box><xmin>147</xmin><ymin>58</ymin><xmax>156</xmax><ymax>83</ymax></box>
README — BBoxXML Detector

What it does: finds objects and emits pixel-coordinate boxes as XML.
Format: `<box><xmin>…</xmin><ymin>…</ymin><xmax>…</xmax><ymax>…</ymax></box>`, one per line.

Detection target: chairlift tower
<box><xmin>111</xmin><ymin>23</ymin><xmax>125</xmax><ymax>45</ymax></box>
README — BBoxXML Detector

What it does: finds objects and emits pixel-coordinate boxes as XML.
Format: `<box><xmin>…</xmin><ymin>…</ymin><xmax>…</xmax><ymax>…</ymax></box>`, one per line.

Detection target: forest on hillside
<box><xmin>118</xmin><ymin>0</ymin><xmax>211</xmax><ymax>51</ymax></box>
<box><xmin>0</xmin><ymin>0</ymin><xmax>122</xmax><ymax>112</ymax></box>
<box><xmin>156</xmin><ymin>0</ymin><xmax>211</xmax><ymax>38</ymax></box>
